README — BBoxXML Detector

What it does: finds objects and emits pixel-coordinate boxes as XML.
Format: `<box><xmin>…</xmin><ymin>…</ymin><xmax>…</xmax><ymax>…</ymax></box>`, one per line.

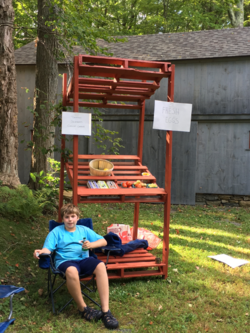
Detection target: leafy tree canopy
<box><xmin>13</xmin><ymin>0</ymin><xmax>250</xmax><ymax>50</ymax></box>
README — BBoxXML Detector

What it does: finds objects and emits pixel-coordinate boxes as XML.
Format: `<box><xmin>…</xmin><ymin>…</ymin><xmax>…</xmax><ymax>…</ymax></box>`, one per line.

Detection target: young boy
<box><xmin>33</xmin><ymin>203</ymin><xmax>119</xmax><ymax>330</ymax></box>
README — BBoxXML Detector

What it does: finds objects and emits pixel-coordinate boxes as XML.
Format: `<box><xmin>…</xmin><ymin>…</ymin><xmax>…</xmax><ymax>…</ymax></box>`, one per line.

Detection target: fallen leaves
<box><xmin>175</xmin><ymin>229</ymin><xmax>180</xmax><ymax>235</ymax></box>
<box><xmin>15</xmin><ymin>263</ymin><xmax>19</xmax><ymax>267</ymax></box>
<box><xmin>38</xmin><ymin>289</ymin><xmax>43</xmax><ymax>296</ymax></box>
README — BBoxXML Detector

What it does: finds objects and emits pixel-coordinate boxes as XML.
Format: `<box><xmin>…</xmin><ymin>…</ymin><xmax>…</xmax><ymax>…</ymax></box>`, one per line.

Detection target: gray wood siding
<box><xmin>172</xmin><ymin>122</ymin><xmax>197</xmax><ymax>205</ymax></box>
<box><xmin>172</xmin><ymin>58</ymin><xmax>250</xmax><ymax>115</ymax></box>
<box><xmin>196</xmin><ymin>123</ymin><xmax>250</xmax><ymax>194</ymax></box>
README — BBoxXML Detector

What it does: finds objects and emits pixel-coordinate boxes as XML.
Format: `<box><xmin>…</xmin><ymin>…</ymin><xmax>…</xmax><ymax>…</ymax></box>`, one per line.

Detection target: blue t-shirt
<box><xmin>43</xmin><ymin>225</ymin><xmax>103</xmax><ymax>268</ymax></box>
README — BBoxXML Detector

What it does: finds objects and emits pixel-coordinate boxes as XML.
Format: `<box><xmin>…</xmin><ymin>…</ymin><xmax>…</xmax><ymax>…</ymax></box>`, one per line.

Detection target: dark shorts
<box><xmin>58</xmin><ymin>257</ymin><xmax>102</xmax><ymax>276</ymax></box>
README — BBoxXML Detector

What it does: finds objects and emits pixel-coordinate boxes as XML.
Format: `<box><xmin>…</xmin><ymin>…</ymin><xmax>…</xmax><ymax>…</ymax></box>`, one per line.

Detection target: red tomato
<box><xmin>127</xmin><ymin>181</ymin><xmax>132</xmax><ymax>187</ymax></box>
<box><xmin>122</xmin><ymin>183</ymin><xmax>127</xmax><ymax>188</ymax></box>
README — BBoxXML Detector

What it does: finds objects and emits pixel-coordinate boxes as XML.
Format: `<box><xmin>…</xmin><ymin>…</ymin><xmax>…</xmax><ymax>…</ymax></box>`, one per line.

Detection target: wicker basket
<box><xmin>89</xmin><ymin>159</ymin><xmax>114</xmax><ymax>177</ymax></box>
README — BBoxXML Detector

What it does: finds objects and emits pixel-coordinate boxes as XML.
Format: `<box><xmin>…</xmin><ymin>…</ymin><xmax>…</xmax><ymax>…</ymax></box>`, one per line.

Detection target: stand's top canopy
<box><xmin>63</xmin><ymin>55</ymin><xmax>173</xmax><ymax>110</ymax></box>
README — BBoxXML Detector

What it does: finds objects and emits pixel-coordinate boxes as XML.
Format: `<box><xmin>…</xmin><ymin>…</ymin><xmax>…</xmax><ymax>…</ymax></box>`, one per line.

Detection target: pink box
<box><xmin>107</xmin><ymin>224</ymin><xmax>132</xmax><ymax>242</ymax></box>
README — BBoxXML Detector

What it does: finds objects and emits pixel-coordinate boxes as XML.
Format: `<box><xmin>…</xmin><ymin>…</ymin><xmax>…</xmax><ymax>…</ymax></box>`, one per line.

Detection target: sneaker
<box><xmin>102</xmin><ymin>310</ymin><xmax>119</xmax><ymax>330</ymax></box>
<box><xmin>80</xmin><ymin>306</ymin><xmax>102</xmax><ymax>322</ymax></box>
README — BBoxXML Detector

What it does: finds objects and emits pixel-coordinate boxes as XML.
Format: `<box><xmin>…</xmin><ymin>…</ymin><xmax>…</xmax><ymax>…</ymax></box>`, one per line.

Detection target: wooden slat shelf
<box><xmin>64</xmin><ymin>155</ymin><xmax>166</xmax><ymax>204</ymax></box>
<box><xmin>81</xmin><ymin>249</ymin><xmax>165</xmax><ymax>280</ymax></box>
<box><xmin>60</xmin><ymin>54</ymin><xmax>175</xmax><ymax>280</ymax></box>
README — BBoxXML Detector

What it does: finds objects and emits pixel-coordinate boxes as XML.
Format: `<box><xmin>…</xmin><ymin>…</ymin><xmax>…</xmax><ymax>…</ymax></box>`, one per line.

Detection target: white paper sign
<box><xmin>61</xmin><ymin>112</ymin><xmax>91</xmax><ymax>136</ymax></box>
<box><xmin>153</xmin><ymin>101</ymin><xmax>192</xmax><ymax>132</ymax></box>
<box><xmin>208</xmin><ymin>254</ymin><xmax>249</xmax><ymax>268</ymax></box>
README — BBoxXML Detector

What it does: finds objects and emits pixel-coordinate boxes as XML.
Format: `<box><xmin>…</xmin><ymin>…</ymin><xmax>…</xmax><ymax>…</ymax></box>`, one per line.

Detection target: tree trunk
<box><xmin>0</xmin><ymin>0</ymin><xmax>21</xmax><ymax>187</ymax></box>
<box><xmin>228</xmin><ymin>0</ymin><xmax>244</xmax><ymax>28</ymax></box>
<box><xmin>29</xmin><ymin>0</ymin><xmax>58</xmax><ymax>189</ymax></box>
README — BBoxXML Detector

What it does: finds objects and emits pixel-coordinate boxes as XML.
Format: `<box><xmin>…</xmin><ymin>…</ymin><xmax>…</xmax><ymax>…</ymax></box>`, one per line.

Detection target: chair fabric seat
<box><xmin>0</xmin><ymin>286</ymin><xmax>25</xmax><ymax>299</ymax></box>
<box><xmin>0</xmin><ymin>319</ymin><xmax>15</xmax><ymax>333</ymax></box>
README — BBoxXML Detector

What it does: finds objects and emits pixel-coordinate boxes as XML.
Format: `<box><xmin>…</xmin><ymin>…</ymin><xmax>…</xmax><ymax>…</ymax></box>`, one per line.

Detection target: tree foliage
<box><xmin>60</xmin><ymin>0</ymin><xmax>250</xmax><ymax>37</ymax></box>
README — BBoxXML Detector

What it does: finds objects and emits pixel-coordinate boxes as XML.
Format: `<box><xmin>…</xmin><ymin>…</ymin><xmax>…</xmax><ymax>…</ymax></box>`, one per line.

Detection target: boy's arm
<box><xmin>83</xmin><ymin>238</ymin><xmax>107</xmax><ymax>250</ymax></box>
<box><xmin>33</xmin><ymin>248</ymin><xmax>51</xmax><ymax>259</ymax></box>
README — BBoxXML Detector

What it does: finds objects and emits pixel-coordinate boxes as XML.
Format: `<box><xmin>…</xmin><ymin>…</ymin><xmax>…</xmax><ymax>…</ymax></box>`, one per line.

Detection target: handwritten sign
<box><xmin>61</xmin><ymin>112</ymin><xmax>91</xmax><ymax>136</ymax></box>
<box><xmin>153</xmin><ymin>101</ymin><xmax>192</xmax><ymax>132</ymax></box>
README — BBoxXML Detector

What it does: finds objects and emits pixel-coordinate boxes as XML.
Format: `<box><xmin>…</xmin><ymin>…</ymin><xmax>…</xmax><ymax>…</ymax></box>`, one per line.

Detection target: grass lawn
<box><xmin>0</xmin><ymin>203</ymin><xmax>250</xmax><ymax>333</ymax></box>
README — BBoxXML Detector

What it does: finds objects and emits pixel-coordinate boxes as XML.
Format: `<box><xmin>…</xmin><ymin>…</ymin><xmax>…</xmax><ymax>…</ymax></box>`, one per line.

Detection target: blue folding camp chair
<box><xmin>0</xmin><ymin>285</ymin><xmax>24</xmax><ymax>333</ymax></box>
<box><xmin>39</xmin><ymin>218</ymin><xmax>120</xmax><ymax>314</ymax></box>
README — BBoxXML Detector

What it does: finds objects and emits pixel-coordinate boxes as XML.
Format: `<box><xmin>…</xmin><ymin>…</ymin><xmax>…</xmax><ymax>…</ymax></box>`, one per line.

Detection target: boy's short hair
<box><xmin>61</xmin><ymin>203</ymin><xmax>80</xmax><ymax>218</ymax></box>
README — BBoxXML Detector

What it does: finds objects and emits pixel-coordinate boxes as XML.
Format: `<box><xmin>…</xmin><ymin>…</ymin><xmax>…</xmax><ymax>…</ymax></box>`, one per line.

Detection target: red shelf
<box><xmin>59</xmin><ymin>55</ymin><xmax>175</xmax><ymax>280</ymax></box>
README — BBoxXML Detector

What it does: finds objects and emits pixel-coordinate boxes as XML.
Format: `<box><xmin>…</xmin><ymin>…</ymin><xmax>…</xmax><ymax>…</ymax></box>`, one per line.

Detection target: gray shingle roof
<box><xmin>15</xmin><ymin>27</ymin><xmax>250</xmax><ymax>65</ymax></box>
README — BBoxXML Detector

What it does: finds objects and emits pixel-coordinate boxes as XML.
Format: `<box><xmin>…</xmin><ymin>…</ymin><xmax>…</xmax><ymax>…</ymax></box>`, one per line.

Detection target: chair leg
<box><xmin>58</xmin><ymin>297</ymin><xmax>74</xmax><ymax>313</ymax></box>
<box><xmin>7</xmin><ymin>294</ymin><xmax>14</xmax><ymax>321</ymax></box>
<box><xmin>81</xmin><ymin>289</ymin><xmax>101</xmax><ymax>308</ymax></box>
<box><xmin>48</xmin><ymin>269</ymin><xmax>56</xmax><ymax>314</ymax></box>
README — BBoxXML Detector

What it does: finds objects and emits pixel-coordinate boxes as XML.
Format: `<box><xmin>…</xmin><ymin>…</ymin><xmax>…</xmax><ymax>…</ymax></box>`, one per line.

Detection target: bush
<box><xmin>0</xmin><ymin>185</ymin><xmax>43</xmax><ymax>220</ymax></box>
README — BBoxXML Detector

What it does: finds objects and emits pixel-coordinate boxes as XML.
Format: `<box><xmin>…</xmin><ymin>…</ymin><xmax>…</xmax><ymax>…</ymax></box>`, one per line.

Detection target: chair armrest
<box><xmin>99</xmin><ymin>246</ymin><xmax>122</xmax><ymax>265</ymax></box>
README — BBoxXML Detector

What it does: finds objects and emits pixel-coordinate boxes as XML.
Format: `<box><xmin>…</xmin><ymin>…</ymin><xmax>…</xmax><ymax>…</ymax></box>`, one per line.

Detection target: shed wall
<box><xmin>196</xmin><ymin>123</ymin><xmax>250</xmax><ymax>195</ymax></box>
<box><xmin>16</xmin><ymin>56</ymin><xmax>250</xmax><ymax>204</ymax></box>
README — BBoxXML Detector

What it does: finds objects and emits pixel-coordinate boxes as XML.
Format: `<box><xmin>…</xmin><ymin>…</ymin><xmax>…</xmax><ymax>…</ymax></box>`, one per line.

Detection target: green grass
<box><xmin>0</xmin><ymin>203</ymin><xmax>250</xmax><ymax>332</ymax></box>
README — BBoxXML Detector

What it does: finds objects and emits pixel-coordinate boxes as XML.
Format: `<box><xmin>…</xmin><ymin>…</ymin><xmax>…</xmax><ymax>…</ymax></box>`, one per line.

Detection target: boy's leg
<box><xmin>93</xmin><ymin>262</ymin><xmax>109</xmax><ymax>312</ymax></box>
<box><xmin>94</xmin><ymin>262</ymin><xmax>119</xmax><ymax>329</ymax></box>
<box><xmin>65</xmin><ymin>266</ymin><xmax>86</xmax><ymax>311</ymax></box>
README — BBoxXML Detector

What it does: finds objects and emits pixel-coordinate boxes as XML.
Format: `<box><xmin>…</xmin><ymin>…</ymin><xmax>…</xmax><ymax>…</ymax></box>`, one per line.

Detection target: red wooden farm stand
<box><xmin>59</xmin><ymin>55</ymin><xmax>175</xmax><ymax>280</ymax></box>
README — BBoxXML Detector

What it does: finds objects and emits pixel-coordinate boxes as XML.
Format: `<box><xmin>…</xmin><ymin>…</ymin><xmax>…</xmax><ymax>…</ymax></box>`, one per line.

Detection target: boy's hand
<box><xmin>82</xmin><ymin>240</ymin><xmax>92</xmax><ymax>250</ymax></box>
<box><xmin>33</xmin><ymin>249</ymin><xmax>42</xmax><ymax>259</ymax></box>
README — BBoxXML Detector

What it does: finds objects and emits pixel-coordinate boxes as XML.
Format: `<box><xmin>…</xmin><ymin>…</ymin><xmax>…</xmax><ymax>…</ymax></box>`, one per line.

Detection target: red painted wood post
<box><xmin>62</xmin><ymin>73</ymin><xmax>67</xmax><ymax>106</ymax></box>
<box><xmin>58</xmin><ymin>135</ymin><xmax>66</xmax><ymax>222</ymax></box>
<box><xmin>133</xmin><ymin>203</ymin><xmax>140</xmax><ymax>240</ymax></box>
<box><xmin>162</xmin><ymin>65</ymin><xmax>175</xmax><ymax>279</ymax></box>
<box><xmin>73</xmin><ymin>56</ymin><xmax>79</xmax><ymax>206</ymax></box>
<box><xmin>137</xmin><ymin>101</ymin><xmax>145</xmax><ymax>162</ymax></box>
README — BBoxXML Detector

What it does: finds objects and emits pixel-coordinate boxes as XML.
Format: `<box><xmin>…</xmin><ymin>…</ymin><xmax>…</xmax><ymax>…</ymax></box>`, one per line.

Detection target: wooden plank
<box><xmin>78</xmin><ymin>78</ymin><xmax>160</xmax><ymax>90</ymax></box>
<box><xmin>77</xmin><ymin>187</ymin><xmax>165</xmax><ymax>196</ymax></box>
<box><xmin>78</xmin><ymin>65</ymin><xmax>170</xmax><ymax>80</ymax></box>
<box><xmin>76</xmin><ymin>86</ymin><xmax>154</xmax><ymax>97</ymax></box>
<box><xmin>78</xmin><ymin>170</ymin><xmax>142</xmax><ymax>175</ymax></box>
<box><xmin>76</xmin><ymin>93</ymin><xmax>148</xmax><ymax>102</ymax></box>
<box><xmin>68</xmin><ymin>165</ymin><xmax>148</xmax><ymax>170</ymax></box>
<box><xmin>97</xmin><ymin>249</ymin><xmax>149</xmax><ymax>256</ymax></box>
<box><xmin>106</xmin><ymin>261</ymin><xmax>164</xmax><ymax>269</ymax></box>
<box><xmin>99</xmin><ymin>257</ymin><xmax>156</xmax><ymax>263</ymax></box>
<box><xmin>79</xmin><ymin>55</ymin><xmax>171</xmax><ymax>69</ymax></box>
<box><xmin>71</xmin><ymin>154</ymin><xmax>140</xmax><ymax>160</ymax></box>
<box><xmin>79</xmin><ymin>197</ymin><xmax>165</xmax><ymax>204</ymax></box>
<box><xmin>97</xmin><ymin>254</ymin><xmax>155</xmax><ymax>260</ymax></box>
<box><xmin>77</xmin><ymin>175</ymin><xmax>156</xmax><ymax>181</ymax></box>
<box><xmin>67</xmin><ymin>101</ymin><xmax>141</xmax><ymax>110</ymax></box>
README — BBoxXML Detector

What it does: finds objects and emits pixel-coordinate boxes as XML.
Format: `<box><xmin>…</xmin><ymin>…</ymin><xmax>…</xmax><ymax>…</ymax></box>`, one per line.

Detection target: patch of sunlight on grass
<box><xmin>170</xmin><ymin>234</ymin><xmax>250</xmax><ymax>255</ymax></box>
<box><xmin>170</xmin><ymin>224</ymin><xmax>246</xmax><ymax>240</ymax></box>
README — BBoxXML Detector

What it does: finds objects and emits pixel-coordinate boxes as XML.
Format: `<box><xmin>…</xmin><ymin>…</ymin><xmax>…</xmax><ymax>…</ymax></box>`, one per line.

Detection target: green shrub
<box><xmin>0</xmin><ymin>185</ymin><xmax>43</xmax><ymax>220</ymax></box>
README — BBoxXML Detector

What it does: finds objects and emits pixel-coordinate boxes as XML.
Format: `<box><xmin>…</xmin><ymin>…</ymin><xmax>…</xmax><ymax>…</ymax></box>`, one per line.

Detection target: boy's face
<box><xmin>63</xmin><ymin>213</ymin><xmax>78</xmax><ymax>232</ymax></box>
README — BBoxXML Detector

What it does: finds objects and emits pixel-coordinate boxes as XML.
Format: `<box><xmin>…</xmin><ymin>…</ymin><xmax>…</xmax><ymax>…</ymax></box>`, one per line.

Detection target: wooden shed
<box><xmin>15</xmin><ymin>27</ymin><xmax>250</xmax><ymax>205</ymax></box>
